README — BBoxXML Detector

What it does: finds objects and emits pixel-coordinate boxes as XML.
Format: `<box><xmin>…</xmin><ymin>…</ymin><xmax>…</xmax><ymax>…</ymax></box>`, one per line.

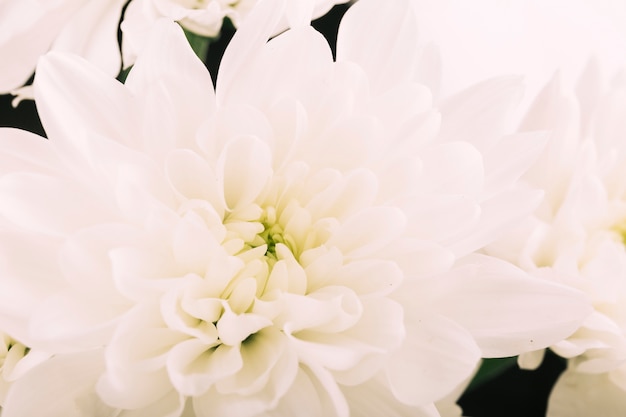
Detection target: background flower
<box><xmin>411</xmin><ymin>0</ymin><xmax>626</xmax><ymax>111</ymax></box>
<box><xmin>0</xmin><ymin>0</ymin><xmax>127</xmax><ymax>95</ymax></box>
<box><xmin>485</xmin><ymin>61</ymin><xmax>626</xmax><ymax>416</ymax></box>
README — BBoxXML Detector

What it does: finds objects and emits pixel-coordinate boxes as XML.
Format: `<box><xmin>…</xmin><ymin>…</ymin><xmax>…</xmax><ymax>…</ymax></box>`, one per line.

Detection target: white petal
<box><xmin>344</xmin><ymin>378</ymin><xmax>441</xmax><ymax>417</ymax></box>
<box><xmin>0</xmin><ymin>128</ymin><xmax>64</xmax><ymax>175</ymax></box>
<box><xmin>0</xmin><ymin>0</ymin><xmax>83</xmax><ymax>92</ymax></box>
<box><xmin>482</xmin><ymin>131</ymin><xmax>548</xmax><ymax>196</ymax></box>
<box><xmin>326</xmin><ymin>207</ymin><xmax>406</xmax><ymax>259</ymax></box>
<box><xmin>216</xmin><ymin>0</ymin><xmax>285</xmax><ymax>105</ymax></box>
<box><xmin>547</xmin><ymin>369</ymin><xmax>626</xmax><ymax>417</ymax></box>
<box><xmin>35</xmin><ymin>52</ymin><xmax>136</xmax><ymax>152</ymax></box>
<box><xmin>167</xmin><ymin>339</ymin><xmax>242</xmax><ymax>396</ymax></box>
<box><xmin>404</xmin><ymin>194</ymin><xmax>481</xmax><ymax>244</ymax></box>
<box><xmin>217</xmin><ymin>136</ymin><xmax>272</xmax><ymax>210</ymax></box>
<box><xmin>126</xmin><ymin>19</ymin><xmax>215</xmax><ymax>154</ymax></box>
<box><xmin>416</xmin><ymin>142</ymin><xmax>485</xmax><ymax>195</ymax></box>
<box><xmin>217</xmin><ymin>309</ymin><xmax>272</xmax><ymax>346</ymax></box>
<box><xmin>335</xmin><ymin>259</ymin><xmax>404</xmax><ymax>296</ymax></box>
<box><xmin>2</xmin><ymin>350</ymin><xmax>111</xmax><ymax>417</ymax></box>
<box><xmin>336</xmin><ymin>0</ymin><xmax>418</xmax><ymax>94</ymax></box>
<box><xmin>447</xmin><ymin>185</ymin><xmax>544</xmax><ymax>258</ymax></box>
<box><xmin>0</xmin><ymin>172</ymin><xmax>115</xmax><ymax>237</ymax></box>
<box><xmin>386</xmin><ymin>314</ymin><xmax>480</xmax><ymax>406</ymax></box>
<box><xmin>165</xmin><ymin>149</ymin><xmax>220</xmax><ymax>205</ymax></box>
<box><xmin>29</xmin><ymin>289</ymin><xmax>125</xmax><ymax>351</ymax></box>
<box><xmin>117</xmin><ymin>390</ymin><xmax>185</xmax><ymax>417</ymax></box>
<box><xmin>427</xmin><ymin>255</ymin><xmax>592</xmax><ymax>357</ymax></box>
<box><xmin>438</xmin><ymin>76</ymin><xmax>523</xmax><ymax>152</ymax></box>
<box><xmin>51</xmin><ymin>0</ymin><xmax>126</xmax><ymax>76</ymax></box>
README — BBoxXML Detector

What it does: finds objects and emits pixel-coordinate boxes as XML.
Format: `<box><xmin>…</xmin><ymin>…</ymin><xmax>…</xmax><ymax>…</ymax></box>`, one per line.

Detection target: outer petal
<box><xmin>344</xmin><ymin>378</ymin><xmax>441</xmax><ymax>417</ymax></box>
<box><xmin>437</xmin><ymin>76</ymin><xmax>523</xmax><ymax>153</ymax></box>
<box><xmin>0</xmin><ymin>172</ymin><xmax>115</xmax><ymax>237</ymax></box>
<box><xmin>1</xmin><ymin>350</ymin><xmax>113</xmax><ymax>417</ymax></box>
<box><xmin>386</xmin><ymin>314</ymin><xmax>480</xmax><ymax>406</ymax></box>
<box><xmin>0</xmin><ymin>128</ymin><xmax>64</xmax><ymax>175</ymax></box>
<box><xmin>418</xmin><ymin>255</ymin><xmax>593</xmax><ymax>357</ymax></box>
<box><xmin>336</xmin><ymin>0</ymin><xmax>418</xmax><ymax>94</ymax></box>
<box><xmin>0</xmin><ymin>0</ymin><xmax>84</xmax><ymax>92</ymax></box>
<box><xmin>34</xmin><ymin>52</ymin><xmax>137</xmax><ymax>155</ymax></box>
<box><xmin>51</xmin><ymin>0</ymin><xmax>126</xmax><ymax>76</ymax></box>
<box><xmin>547</xmin><ymin>369</ymin><xmax>626</xmax><ymax>417</ymax></box>
<box><xmin>125</xmin><ymin>19</ymin><xmax>216</xmax><ymax>155</ymax></box>
<box><xmin>216</xmin><ymin>0</ymin><xmax>286</xmax><ymax>105</ymax></box>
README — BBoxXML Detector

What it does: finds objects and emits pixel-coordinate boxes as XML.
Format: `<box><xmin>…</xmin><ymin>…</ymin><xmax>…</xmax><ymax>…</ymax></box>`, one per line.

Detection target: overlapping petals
<box><xmin>485</xmin><ymin>61</ymin><xmax>626</xmax><ymax>414</ymax></box>
<box><xmin>0</xmin><ymin>0</ymin><xmax>592</xmax><ymax>416</ymax></box>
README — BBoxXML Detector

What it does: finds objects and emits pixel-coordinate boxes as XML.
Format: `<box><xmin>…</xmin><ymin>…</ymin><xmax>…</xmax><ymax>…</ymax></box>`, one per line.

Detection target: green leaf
<box><xmin>466</xmin><ymin>356</ymin><xmax>518</xmax><ymax>393</ymax></box>
<box><xmin>183</xmin><ymin>28</ymin><xmax>212</xmax><ymax>62</ymax></box>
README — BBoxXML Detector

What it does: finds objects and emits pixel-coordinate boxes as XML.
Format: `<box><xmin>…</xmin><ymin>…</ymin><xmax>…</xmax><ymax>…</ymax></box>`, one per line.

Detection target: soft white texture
<box><xmin>0</xmin><ymin>0</ymin><xmax>127</xmax><ymax>94</ymax></box>
<box><xmin>0</xmin><ymin>0</ymin><xmax>591</xmax><ymax>416</ymax></box>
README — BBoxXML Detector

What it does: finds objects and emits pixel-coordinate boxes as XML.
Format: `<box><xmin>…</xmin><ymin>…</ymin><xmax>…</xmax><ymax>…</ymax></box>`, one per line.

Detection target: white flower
<box><xmin>0</xmin><ymin>0</ymin><xmax>590</xmax><ymax>416</ymax></box>
<box><xmin>410</xmin><ymin>0</ymin><xmax>626</xmax><ymax>107</ymax></box>
<box><xmin>485</xmin><ymin>61</ymin><xmax>626</xmax><ymax>415</ymax></box>
<box><xmin>0</xmin><ymin>0</ymin><xmax>127</xmax><ymax>95</ymax></box>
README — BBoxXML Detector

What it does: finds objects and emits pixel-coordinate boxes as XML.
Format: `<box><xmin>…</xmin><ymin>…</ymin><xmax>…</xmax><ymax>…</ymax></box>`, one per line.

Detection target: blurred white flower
<box><xmin>0</xmin><ymin>0</ymin><xmax>127</xmax><ymax>95</ymax></box>
<box><xmin>486</xmin><ymin>60</ymin><xmax>626</xmax><ymax>416</ymax></box>
<box><xmin>411</xmin><ymin>0</ymin><xmax>626</xmax><ymax>108</ymax></box>
<box><xmin>0</xmin><ymin>0</ymin><xmax>591</xmax><ymax>416</ymax></box>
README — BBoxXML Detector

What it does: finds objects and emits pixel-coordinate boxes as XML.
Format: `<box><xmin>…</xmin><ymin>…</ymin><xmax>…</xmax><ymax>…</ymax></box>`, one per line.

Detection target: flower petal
<box><xmin>344</xmin><ymin>378</ymin><xmax>441</xmax><ymax>417</ymax></box>
<box><xmin>386</xmin><ymin>313</ymin><xmax>480</xmax><ymax>406</ymax></box>
<box><xmin>547</xmin><ymin>369</ymin><xmax>626</xmax><ymax>417</ymax></box>
<box><xmin>336</xmin><ymin>0</ymin><xmax>418</xmax><ymax>94</ymax></box>
<box><xmin>125</xmin><ymin>19</ymin><xmax>215</xmax><ymax>154</ymax></box>
<box><xmin>2</xmin><ymin>350</ymin><xmax>111</xmax><ymax>417</ymax></box>
<box><xmin>0</xmin><ymin>0</ymin><xmax>83</xmax><ymax>92</ymax></box>
<box><xmin>426</xmin><ymin>255</ymin><xmax>593</xmax><ymax>357</ymax></box>
<box><xmin>35</xmin><ymin>52</ymin><xmax>136</xmax><ymax>153</ymax></box>
<box><xmin>51</xmin><ymin>0</ymin><xmax>126</xmax><ymax>76</ymax></box>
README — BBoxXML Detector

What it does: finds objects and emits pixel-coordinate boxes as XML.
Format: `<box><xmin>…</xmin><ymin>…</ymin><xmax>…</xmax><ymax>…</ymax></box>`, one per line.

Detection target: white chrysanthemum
<box><xmin>0</xmin><ymin>0</ymin><xmax>590</xmax><ymax>416</ymax></box>
<box><xmin>0</xmin><ymin>0</ymin><xmax>127</xmax><ymax>95</ymax></box>
<box><xmin>486</xmin><ymin>61</ymin><xmax>626</xmax><ymax>416</ymax></box>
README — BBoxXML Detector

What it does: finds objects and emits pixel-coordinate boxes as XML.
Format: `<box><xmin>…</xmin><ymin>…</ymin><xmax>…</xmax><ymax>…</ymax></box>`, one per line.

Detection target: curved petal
<box><xmin>344</xmin><ymin>378</ymin><xmax>441</xmax><ymax>417</ymax></box>
<box><xmin>216</xmin><ymin>0</ymin><xmax>285</xmax><ymax>105</ymax></box>
<box><xmin>35</xmin><ymin>52</ymin><xmax>137</xmax><ymax>154</ymax></box>
<box><xmin>125</xmin><ymin>19</ymin><xmax>215</xmax><ymax>154</ymax></box>
<box><xmin>51</xmin><ymin>0</ymin><xmax>127</xmax><ymax>76</ymax></box>
<box><xmin>438</xmin><ymin>76</ymin><xmax>524</xmax><ymax>153</ymax></box>
<box><xmin>426</xmin><ymin>255</ymin><xmax>593</xmax><ymax>357</ymax></box>
<box><xmin>386</xmin><ymin>313</ymin><xmax>480</xmax><ymax>406</ymax></box>
<box><xmin>547</xmin><ymin>369</ymin><xmax>626</xmax><ymax>417</ymax></box>
<box><xmin>2</xmin><ymin>350</ymin><xmax>111</xmax><ymax>417</ymax></box>
<box><xmin>0</xmin><ymin>172</ymin><xmax>115</xmax><ymax>237</ymax></box>
<box><xmin>336</xmin><ymin>0</ymin><xmax>418</xmax><ymax>94</ymax></box>
<box><xmin>0</xmin><ymin>0</ymin><xmax>84</xmax><ymax>92</ymax></box>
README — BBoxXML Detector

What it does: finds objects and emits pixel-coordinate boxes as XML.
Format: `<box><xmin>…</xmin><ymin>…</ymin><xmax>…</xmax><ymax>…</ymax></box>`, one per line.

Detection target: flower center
<box><xmin>613</xmin><ymin>220</ymin><xmax>626</xmax><ymax>246</ymax></box>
